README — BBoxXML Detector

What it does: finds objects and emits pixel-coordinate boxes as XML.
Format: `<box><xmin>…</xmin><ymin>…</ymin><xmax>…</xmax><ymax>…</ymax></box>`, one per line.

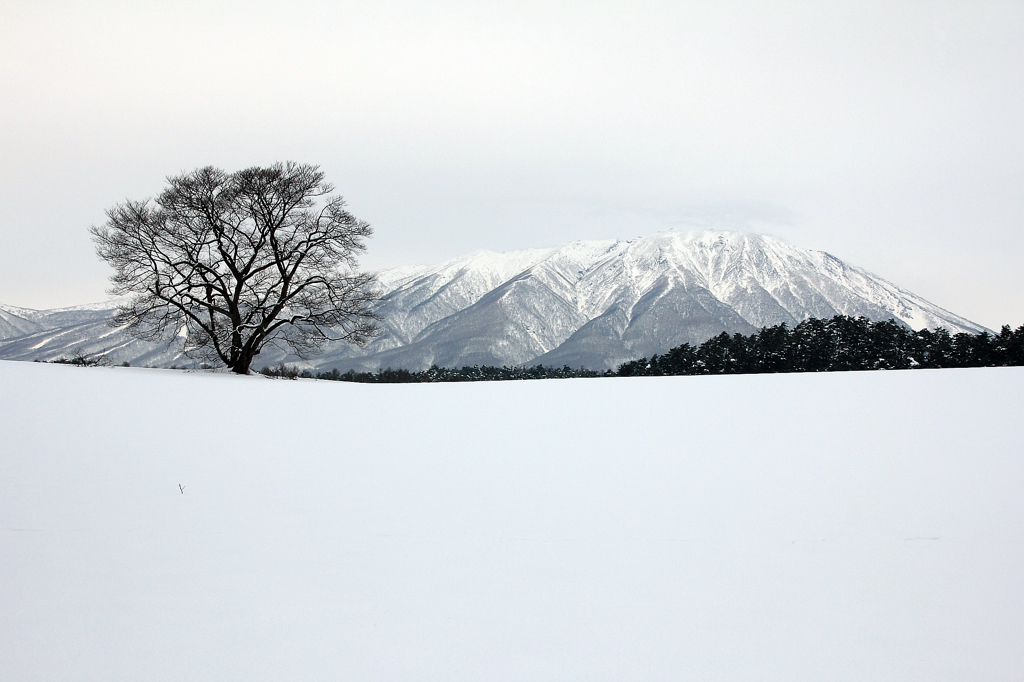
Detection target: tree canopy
<box><xmin>91</xmin><ymin>162</ymin><xmax>379</xmax><ymax>373</ymax></box>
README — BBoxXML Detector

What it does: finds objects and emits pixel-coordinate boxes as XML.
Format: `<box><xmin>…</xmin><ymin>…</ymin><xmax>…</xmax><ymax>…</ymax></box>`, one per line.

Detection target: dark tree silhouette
<box><xmin>615</xmin><ymin>316</ymin><xmax>1024</xmax><ymax>377</ymax></box>
<box><xmin>91</xmin><ymin>162</ymin><xmax>380</xmax><ymax>374</ymax></box>
<box><xmin>252</xmin><ymin>315</ymin><xmax>1023</xmax><ymax>384</ymax></box>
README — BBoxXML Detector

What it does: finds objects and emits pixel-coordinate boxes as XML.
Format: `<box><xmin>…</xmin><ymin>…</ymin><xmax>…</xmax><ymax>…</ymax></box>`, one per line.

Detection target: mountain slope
<box><xmin>0</xmin><ymin>305</ymin><xmax>45</xmax><ymax>340</ymax></box>
<box><xmin>0</xmin><ymin>230</ymin><xmax>986</xmax><ymax>370</ymax></box>
<box><xmin>315</xmin><ymin>230</ymin><xmax>983</xmax><ymax>371</ymax></box>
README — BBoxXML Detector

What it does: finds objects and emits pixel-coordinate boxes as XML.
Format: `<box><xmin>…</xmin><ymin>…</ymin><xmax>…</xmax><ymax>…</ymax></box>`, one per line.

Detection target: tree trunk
<box><xmin>229</xmin><ymin>354</ymin><xmax>255</xmax><ymax>374</ymax></box>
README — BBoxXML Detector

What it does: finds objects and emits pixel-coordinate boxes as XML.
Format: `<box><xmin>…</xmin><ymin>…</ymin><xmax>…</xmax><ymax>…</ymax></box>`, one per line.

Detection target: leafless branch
<box><xmin>90</xmin><ymin>162</ymin><xmax>380</xmax><ymax>373</ymax></box>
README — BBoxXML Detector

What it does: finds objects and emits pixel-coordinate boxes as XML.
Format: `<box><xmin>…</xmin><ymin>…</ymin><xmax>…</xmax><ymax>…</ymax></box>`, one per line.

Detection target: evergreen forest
<box><xmin>260</xmin><ymin>315</ymin><xmax>1024</xmax><ymax>383</ymax></box>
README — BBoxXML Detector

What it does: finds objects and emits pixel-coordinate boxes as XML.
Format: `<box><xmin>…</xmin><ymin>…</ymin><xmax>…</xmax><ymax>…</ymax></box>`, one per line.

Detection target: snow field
<box><xmin>1</xmin><ymin>360</ymin><xmax>1022</xmax><ymax>681</ymax></box>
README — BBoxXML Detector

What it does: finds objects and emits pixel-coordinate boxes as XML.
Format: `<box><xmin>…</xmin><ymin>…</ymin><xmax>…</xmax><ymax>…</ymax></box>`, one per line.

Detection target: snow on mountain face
<box><xmin>0</xmin><ymin>301</ymin><xmax>192</xmax><ymax>368</ymax></box>
<box><xmin>0</xmin><ymin>230</ymin><xmax>986</xmax><ymax>370</ymax></box>
<box><xmin>0</xmin><ymin>305</ymin><xmax>45</xmax><ymax>340</ymax></box>
<box><xmin>314</xmin><ymin>230</ymin><xmax>984</xmax><ymax>371</ymax></box>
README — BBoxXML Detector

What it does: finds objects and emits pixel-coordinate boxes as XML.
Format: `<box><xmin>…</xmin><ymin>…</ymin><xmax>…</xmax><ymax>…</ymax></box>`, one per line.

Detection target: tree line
<box><xmin>261</xmin><ymin>362</ymin><xmax>608</xmax><ymax>382</ymax></box>
<box><xmin>260</xmin><ymin>315</ymin><xmax>1024</xmax><ymax>382</ymax></box>
<box><xmin>617</xmin><ymin>316</ymin><xmax>1024</xmax><ymax>376</ymax></box>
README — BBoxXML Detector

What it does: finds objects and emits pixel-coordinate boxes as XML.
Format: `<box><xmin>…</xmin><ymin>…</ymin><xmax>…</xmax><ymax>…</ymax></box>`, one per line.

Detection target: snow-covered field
<box><xmin>2</xmin><ymin>360</ymin><xmax>1021</xmax><ymax>681</ymax></box>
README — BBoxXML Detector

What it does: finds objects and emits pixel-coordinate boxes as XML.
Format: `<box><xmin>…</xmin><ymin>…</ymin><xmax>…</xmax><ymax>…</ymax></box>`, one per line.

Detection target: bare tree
<box><xmin>90</xmin><ymin>162</ymin><xmax>380</xmax><ymax>374</ymax></box>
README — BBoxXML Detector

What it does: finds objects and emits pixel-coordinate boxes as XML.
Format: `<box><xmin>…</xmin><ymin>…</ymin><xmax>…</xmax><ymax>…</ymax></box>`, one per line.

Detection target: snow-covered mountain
<box><xmin>0</xmin><ymin>299</ymin><xmax>190</xmax><ymax>367</ymax></box>
<box><xmin>0</xmin><ymin>230</ymin><xmax>986</xmax><ymax>370</ymax></box>
<box><xmin>0</xmin><ymin>305</ymin><xmax>45</xmax><ymax>340</ymax></box>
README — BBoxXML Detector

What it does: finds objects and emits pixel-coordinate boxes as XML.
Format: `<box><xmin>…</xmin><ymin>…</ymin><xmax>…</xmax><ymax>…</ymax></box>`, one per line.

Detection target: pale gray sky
<box><xmin>1</xmin><ymin>0</ymin><xmax>1022</xmax><ymax>328</ymax></box>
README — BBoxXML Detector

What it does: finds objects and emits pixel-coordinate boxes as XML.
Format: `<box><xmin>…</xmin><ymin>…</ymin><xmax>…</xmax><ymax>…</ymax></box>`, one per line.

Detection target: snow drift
<box><xmin>1</xmin><ymin>360</ymin><xmax>1021</xmax><ymax>681</ymax></box>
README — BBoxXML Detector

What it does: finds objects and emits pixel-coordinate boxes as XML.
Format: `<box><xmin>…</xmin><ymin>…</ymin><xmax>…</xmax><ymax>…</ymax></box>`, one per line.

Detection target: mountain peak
<box><xmin>331</xmin><ymin>229</ymin><xmax>984</xmax><ymax>371</ymax></box>
<box><xmin>0</xmin><ymin>230</ymin><xmax>985</xmax><ymax>371</ymax></box>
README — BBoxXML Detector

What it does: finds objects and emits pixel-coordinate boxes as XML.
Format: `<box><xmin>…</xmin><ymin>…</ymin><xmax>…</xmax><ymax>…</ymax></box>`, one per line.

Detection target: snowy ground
<box><xmin>1</xmin><ymin>360</ymin><xmax>1022</xmax><ymax>681</ymax></box>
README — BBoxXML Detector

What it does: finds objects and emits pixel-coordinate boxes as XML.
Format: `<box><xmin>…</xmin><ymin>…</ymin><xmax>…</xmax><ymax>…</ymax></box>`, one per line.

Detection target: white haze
<box><xmin>1</xmin><ymin>1</ymin><xmax>1022</xmax><ymax>329</ymax></box>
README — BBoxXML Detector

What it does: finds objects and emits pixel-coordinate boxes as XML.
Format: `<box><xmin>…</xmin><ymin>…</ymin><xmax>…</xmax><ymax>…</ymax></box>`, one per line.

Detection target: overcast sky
<box><xmin>1</xmin><ymin>0</ymin><xmax>1022</xmax><ymax>328</ymax></box>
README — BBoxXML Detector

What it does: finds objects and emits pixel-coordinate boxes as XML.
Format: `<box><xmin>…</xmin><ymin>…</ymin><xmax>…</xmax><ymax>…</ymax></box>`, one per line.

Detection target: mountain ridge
<box><xmin>0</xmin><ymin>229</ymin><xmax>986</xmax><ymax>370</ymax></box>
